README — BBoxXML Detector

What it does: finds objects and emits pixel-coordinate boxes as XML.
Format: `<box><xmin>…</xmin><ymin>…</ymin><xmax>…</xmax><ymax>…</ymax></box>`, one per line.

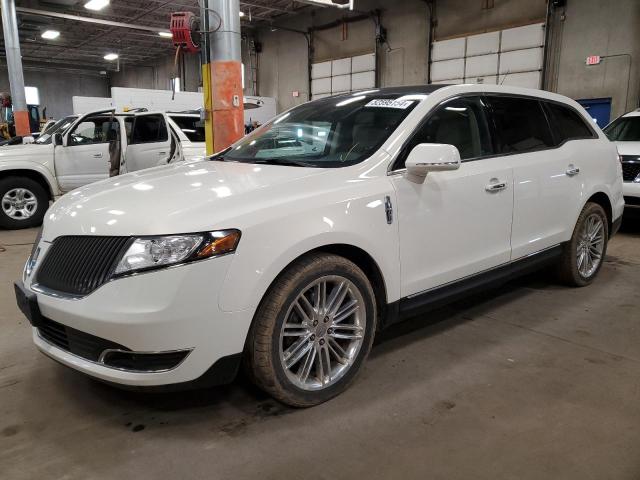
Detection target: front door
<box><xmin>54</xmin><ymin>115</ymin><xmax>116</xmax><ymax>191</ymax></box>
<box><xmin>124</xmin><ymin>113</ymin><xmax>172</xmax><ymax>173</ymax></box>
<box><xmin>390</xmin><ymin>96</ymin><xmax>514</xmax><ymax>297</ymax></box>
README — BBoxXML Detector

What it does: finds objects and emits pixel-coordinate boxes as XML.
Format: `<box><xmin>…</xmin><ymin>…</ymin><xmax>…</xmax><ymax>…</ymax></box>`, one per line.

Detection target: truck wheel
<box><xmin>557</xmin><ymin>202</ymin><xmax>609</xmax><ymax>287</ymax></box>
<box><xmin>245</xmin><ymin>253</ymin><xmax>377</xmax><ymax>407</ymax></box>
<box><xmin>0</xmin><ymin>177</ymin><xmax>49</xmax><ymax>229</ymax></box>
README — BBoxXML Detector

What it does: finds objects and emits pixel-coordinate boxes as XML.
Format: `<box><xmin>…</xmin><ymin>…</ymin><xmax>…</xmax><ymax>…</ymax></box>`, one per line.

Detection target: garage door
<box><xmin>430</xmin><ymin>23</ymin><xmax>545</xmax><ymax>89</ymax></box>
<box><xmin>311</xmin><ymin>52</ymin><xmax>376</xmax><ymax>100</ymax></box>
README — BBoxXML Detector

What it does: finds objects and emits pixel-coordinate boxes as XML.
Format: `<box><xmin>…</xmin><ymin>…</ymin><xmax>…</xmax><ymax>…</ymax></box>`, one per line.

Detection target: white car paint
<box><xmin>607</xmin><ymin>110</ymin><xmax>640</xmax><ymax>203</ymax></box>
<box><xmin>21</xmin><ymin>84</ymin><xmax>624</xmax><ymax>388</ymax></box>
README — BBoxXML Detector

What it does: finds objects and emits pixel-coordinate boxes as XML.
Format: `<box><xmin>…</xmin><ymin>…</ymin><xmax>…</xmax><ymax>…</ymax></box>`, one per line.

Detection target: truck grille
<box><xmin>620</xmin><ymin>156</ymin><xmax>640</xmax><ymax>182</ymax></box>
<box><xmin>35</xmin><ymin>236</ymin><xmax>131</xmax><ymax>296</ymax></box>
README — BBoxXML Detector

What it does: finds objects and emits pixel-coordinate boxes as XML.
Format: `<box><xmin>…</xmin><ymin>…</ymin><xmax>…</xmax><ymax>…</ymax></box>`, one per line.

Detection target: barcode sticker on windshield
<box><xmin>365</xmin><ymin>99</ymin><xmax>414</xmax><ymax>109</ymax></box>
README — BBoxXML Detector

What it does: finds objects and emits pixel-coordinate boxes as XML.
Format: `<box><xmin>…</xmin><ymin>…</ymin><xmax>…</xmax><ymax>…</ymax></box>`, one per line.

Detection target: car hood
<box><xmin>614</xmin><ymin>141</ymin><xmax>640</xmax><ymax>156</ymax></box>
<box><xmin>0</xmin><ymin>143</ymin><xmax>51</xmax><ymax>160</ymax></box>
<box><xmin>43</xmin><ymin>160</ymin><xmax>333</xmax><ymax>240</ymax></box>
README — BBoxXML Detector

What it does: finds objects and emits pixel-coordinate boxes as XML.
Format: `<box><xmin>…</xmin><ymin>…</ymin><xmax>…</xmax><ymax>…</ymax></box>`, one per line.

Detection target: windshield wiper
<box><xmin>234</xmin><ymin>158</ymin><xmax>316</xmax><ymax>168</ymax></box>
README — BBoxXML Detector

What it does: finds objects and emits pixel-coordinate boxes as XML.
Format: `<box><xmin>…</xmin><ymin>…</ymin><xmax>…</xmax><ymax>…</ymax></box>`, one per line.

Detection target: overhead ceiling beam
<box><xmin>13</xmin><ymin>7</ymin><xmax>168</xmax><ymax>33</ymax></box>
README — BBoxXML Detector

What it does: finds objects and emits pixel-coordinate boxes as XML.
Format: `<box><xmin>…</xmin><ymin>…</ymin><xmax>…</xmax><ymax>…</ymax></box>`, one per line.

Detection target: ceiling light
<box><xmin>239</xmin><ymin>11</ymin><xmax>245</xmax><ymax>17</ymax></box>
<box><xmin>41</xmin><ymin>30</ymin><xmax>60</xmax><ymax>40</ymax></box>
<box><xmin>84</xmin><ymin>0</ymin><xmax>110</xmax><ymax>11</ymax></box>
<box><xmin>103</xmin><ymin>53</ymin><xmax>119</xmax><ymax>61</ymax></box>
<box><xmin>158</xmin><ymin>31</ymin><xmax>173</xmax><ymax>38</ymax></box>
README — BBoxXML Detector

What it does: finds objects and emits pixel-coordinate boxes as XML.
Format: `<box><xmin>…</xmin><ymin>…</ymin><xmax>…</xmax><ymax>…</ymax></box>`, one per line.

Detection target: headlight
<box><xmin>114</xmin><ymin>229</ymin><xmax>241</xmax><ymax>276</ymax></box>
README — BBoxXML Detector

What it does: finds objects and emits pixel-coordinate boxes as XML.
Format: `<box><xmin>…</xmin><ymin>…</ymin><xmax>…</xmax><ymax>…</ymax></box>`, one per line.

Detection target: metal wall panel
<box><xmin>466</xmin><ymin>31</ymin><xmax>500</xmax><ymax>56</ymax></box>
<box><xmin>431</xmin><ymin>58</ymin><xmax>465</xmax><ymax>82</ymax></box>
<box><xmin>431</xmin><ymin>37</ymin><xmax>466</xmax><ymax>61</ymax></box>
<box><xmin>500</xmin><ymin>23</ymin><xmax>545</xmax><ymax>52</ymax></box>
<box><xmin>498</xmin><ymin>48</ymin><xmax>543</xmax><ymax>74</ymax></box>
<box><xmin>465</xmin><ymin>54</ymin><xmax>499</xmax><ymax>77</ymax></box>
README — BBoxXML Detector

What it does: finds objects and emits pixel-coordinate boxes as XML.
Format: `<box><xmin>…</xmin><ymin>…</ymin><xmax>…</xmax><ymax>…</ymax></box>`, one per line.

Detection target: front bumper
<box><xmin>623</xmin><ymin>182</ymin><xmax>640</xmax><ymax>218</ymax></box>
<box><xmin>21</xmin><ymin>252</ymin><xmax>253</xmax><ymax>387</ymax></box>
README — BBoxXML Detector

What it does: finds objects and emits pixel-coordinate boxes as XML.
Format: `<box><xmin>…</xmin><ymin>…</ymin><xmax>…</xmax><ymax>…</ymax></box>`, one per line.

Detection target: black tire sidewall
<box><xmin>269</xmin><ymin>260</ymin><xmax>376</xmax><ymax>406</ymax></box>
<box><xmin>0</xmin><ymin>177</ymin><xmax>48</xmax><ymax>229</ymax></box>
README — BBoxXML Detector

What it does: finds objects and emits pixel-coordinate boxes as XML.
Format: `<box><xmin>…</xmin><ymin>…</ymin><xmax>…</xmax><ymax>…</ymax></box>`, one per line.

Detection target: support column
<box><xmin>201</xmin><ymin>0</ymin><xmax>244</xmax><ymax>155</ymax></box>
<box><xmin>1</xmin><ymin>0</ymin><xmax>30</xmax><ymax>136</ymax></box>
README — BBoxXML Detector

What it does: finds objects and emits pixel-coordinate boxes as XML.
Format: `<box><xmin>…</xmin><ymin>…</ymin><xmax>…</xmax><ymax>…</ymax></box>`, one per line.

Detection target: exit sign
<box><xmin>586</xmin><ymin>55</ymin><xmax>601</xmax><ymax>66</ymax></box>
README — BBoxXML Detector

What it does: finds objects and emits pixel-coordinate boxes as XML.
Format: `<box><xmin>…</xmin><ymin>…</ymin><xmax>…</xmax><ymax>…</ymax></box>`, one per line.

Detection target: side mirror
<box><xmin>53</xmin><ymin>133</ymin><xmax>64</xmax><ymax>146</ymax></box>
<box><xmin>405</xmin><ymin>143</ymin><xmax>461</xmax><ymax>181</ymax></box>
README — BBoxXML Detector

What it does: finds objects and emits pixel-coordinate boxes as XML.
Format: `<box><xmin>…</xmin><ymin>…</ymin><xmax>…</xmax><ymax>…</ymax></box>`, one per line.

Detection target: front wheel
<box><xmin>245</xmin><ymin>253</ymin><xmax>377</xmax><ymax>407</ymax></box>
<box><xmin>557</xmin><ymin>202</ymin><xmax>609</xmax><ymax>286</ymax></box>
<box><xmin>0</xmin><ymin>176</ymin><xmax>49</xmax><ymax>229</ymax></box>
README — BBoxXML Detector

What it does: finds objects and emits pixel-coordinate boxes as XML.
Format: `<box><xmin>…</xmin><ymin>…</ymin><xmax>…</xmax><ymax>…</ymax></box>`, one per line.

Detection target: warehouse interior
<box><xmin>1</xmin><ymin>0</ymin><xmax>640</xmax><ymax>478</ymax></box>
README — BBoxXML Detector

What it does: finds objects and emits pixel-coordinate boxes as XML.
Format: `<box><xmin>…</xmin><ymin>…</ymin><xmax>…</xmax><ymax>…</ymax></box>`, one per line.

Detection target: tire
<box><xmin>557</xmin><ymin>202</ymin><xmax>609</xmax><ymax>287</ymax></box>
<box><xmin>245</xmin><ymin>253</ymin><xmax>377</xmax><ymax>407</ymax></box>
<box><xmin>0</xmin><ymin>176</ymin><xmax>49</xmax><ymax>230</ymax></box>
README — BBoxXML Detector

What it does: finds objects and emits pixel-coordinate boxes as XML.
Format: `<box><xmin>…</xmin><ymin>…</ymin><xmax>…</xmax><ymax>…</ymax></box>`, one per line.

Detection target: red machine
<box><xmin>170</xmin><ymin>12</ymin><xmax>200</xmax><ymax>53</ymax></box>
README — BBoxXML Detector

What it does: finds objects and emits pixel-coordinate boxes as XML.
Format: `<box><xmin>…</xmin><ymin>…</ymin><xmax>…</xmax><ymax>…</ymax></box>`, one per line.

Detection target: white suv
<box><xmin>0</xmin><ymin>110</ymin><xmax>205</xmax><ymax>229</ymax></box>
<box><xmin>604</xmin><ymin>110</ymin><xmax>640</xmax><ymax>217</ymax></box>
<box><xmin>15</xmin><ymin>85</ymin><xmax>624</xmax><ymax>407</ymax></box>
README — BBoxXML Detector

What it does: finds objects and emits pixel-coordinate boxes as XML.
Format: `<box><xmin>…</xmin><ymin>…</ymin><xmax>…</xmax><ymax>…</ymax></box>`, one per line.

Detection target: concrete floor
<box><xmin>1</xmin><ymin>223</ymin><xmax>639</xmax><ymax>480</ymax></box>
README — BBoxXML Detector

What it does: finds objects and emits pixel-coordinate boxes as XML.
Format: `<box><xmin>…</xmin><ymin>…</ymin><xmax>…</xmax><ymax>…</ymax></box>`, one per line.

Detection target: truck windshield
<box><xmin>604</xmin><ymin>116</ymin><xmax>640</xmax><ymax>141</ymax></box>
<box><xmin>220</xmin><ymin>93</ymin><xmax>422</xmax><ymax>167</ymax></box>
<box><xmin>35</xmin><ymin>115</ymin><xmax>77</xmax><ymax>144</ymax></box>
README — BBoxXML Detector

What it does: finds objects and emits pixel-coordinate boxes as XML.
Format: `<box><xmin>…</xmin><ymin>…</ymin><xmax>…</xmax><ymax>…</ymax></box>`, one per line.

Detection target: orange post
<box><xmin>210</xmin><ymin>61</ymin><xmax>244</xmax><ymax>153</ymax></box>
<box><xmin>13</xmin><ymin>110</ymin><xmax>30</xmax><ymax>137</ymax></box>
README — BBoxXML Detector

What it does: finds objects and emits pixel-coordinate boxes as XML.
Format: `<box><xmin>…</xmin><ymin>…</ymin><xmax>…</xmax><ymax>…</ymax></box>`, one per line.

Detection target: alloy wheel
<box><xmin>1</xmin><ymin>188</ymin><xmax>38</xmax><ymax>220</ymax></box>
<box><xmin>279</xmin><ymin>275</ymin><xmax>366</xmax><ymax>391</ymax></box>
<box><xmin>576</xmin><ymin>213</ymin><xmax>605</xmax><ymax>278</ymax></box>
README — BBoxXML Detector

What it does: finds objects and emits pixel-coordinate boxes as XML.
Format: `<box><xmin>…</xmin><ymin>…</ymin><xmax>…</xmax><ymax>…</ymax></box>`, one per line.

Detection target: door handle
<box><xmin>158</xmin><ymin>151</ymin><xmax>167</xmax><ymax>155</ymax></box>
<box><xmin>566</xmin><ymin>165</ymin><xmax>580</xmax><ymax>176</ymax></box>
<box><xmin>485</xmin><ymin>181</ymin><xmax>507</xmax><ymax>193</ymax></box>
<box><xmin>93</xmin><ymin>153</ymin><xmax>103</xmax><ymax>158</ymax></box>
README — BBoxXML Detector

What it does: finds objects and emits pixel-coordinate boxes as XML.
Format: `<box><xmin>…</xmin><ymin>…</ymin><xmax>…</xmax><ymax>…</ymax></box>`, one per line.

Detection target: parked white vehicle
<box><xmin>16</xmin><ymin>85</ymin><xmax>624</xmax><ymax>406</ymax></box>
<box><xmin>0</xmin><ymin>109</ymin><xmax>205</xmax><ymax>229</ymax></box>
<box><xmin>603</xmin><ymin>109</ymin><xmax>640</xmax><ymax>217</ymax></box>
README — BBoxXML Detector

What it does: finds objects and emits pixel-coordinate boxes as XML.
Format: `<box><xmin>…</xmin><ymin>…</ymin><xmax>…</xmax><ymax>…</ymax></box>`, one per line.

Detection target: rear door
<box><xmin>124</xmin><ymin>113</ymin><xmax>171</xmax><ymax>172</ymax></box>
<box><xmin>486</xmin><ymin>95</ymin><xmax>589</xmax><ymax>259</ymax></box>
<box><xmin>54</xmin><ymin>114</ymin><xmax>117</xmax><ymax>191</ymax></box>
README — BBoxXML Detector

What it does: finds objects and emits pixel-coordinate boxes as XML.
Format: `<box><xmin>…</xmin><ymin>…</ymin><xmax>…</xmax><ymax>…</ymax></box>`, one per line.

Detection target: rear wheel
<box><xmin>557</xmin><ymin>202</ymin><xmax>608</xmax><ymax>286</ymax></box>
<box><xmin>245</xmin><ymin>253</ymin><xmax>377</xmax><ymax>407</ymax></box>
<box><xmin>0</xmin><ymin>177</ymin><xmax>48</xmax><ymax>229</ymax></box>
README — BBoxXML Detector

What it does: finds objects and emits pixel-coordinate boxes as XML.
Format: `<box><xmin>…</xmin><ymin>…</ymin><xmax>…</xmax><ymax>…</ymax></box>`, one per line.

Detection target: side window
<box><xmin>486</xmin><ymin>96</ymin><xmax>554</xmax><ymax>153</ymax></box>
<box><xmin>397</xmin><ymin>96</ymin><xmax>493</xmax><ymax>168</ymax></box>
<box><xmin>130</xmin><ymin>115</ymin><xmax>169</xmax><ymax>144</ymax></box>
<box><xmin>69</xmin><ymin>117</ymin><xmax>118</xmax><ymax>146</ymax></box>
<box><xmin>545</xmin><ymin>102</ymin><xmax>595</xmax><ymax>143</ymax></box>
<box><xmin>169</xmin><ymin>116</ymin><xmax>206</xmax><ymax>143</ymax></box>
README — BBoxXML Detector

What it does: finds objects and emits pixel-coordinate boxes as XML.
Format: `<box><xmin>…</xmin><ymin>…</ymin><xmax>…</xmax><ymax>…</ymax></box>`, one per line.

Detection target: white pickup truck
<box><xmin>0</xmin><ymin>109</ymin><xmax>205</xmax><ymax>229</ymax></box>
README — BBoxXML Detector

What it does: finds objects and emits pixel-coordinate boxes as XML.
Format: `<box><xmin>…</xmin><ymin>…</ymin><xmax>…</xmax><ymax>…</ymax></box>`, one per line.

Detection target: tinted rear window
<box><xmin>545</xmin><ymin>102</ymin><xmax>595</xmax><ymax>143</ymax></box>
<box><xmin>487</xmin><ymin>96</ymin><xmax>554</xmax><ymax>153</ymax></box>
<box><xmin>131</xmin><ymin>115</ymin><xmax>168</xmax><ymax>144</ymax></box>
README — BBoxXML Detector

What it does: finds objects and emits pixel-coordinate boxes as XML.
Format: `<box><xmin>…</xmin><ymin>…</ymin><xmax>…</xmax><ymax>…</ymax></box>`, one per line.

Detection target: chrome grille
<box><xmin>35</xmin><ymin>236</ymin><xmax>131</xmax><ymax>296</ymax></box>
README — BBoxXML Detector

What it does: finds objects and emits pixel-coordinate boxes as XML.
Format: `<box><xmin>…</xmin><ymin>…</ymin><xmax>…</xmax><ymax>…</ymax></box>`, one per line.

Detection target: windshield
<box><xmin>604</xmin><ymin>116</ymin><xmax>640</xmax><ymax>141</ymax></box>
<box><xmin>220</xmin><ymin>93</ymin><xmax>422</xmax><ymax>167</ymax></box>
<box><xmin>35</xmin><ymin>115</ymin><xmax>77</xmax><ymax>144</ymax></box>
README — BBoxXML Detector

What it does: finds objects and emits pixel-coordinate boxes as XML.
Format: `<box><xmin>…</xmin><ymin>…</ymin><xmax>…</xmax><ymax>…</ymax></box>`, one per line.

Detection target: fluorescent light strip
<box><xmin>85</xmin><ymin>0</ymin><xmax>109</xmax><ymax>11</ymax></box>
